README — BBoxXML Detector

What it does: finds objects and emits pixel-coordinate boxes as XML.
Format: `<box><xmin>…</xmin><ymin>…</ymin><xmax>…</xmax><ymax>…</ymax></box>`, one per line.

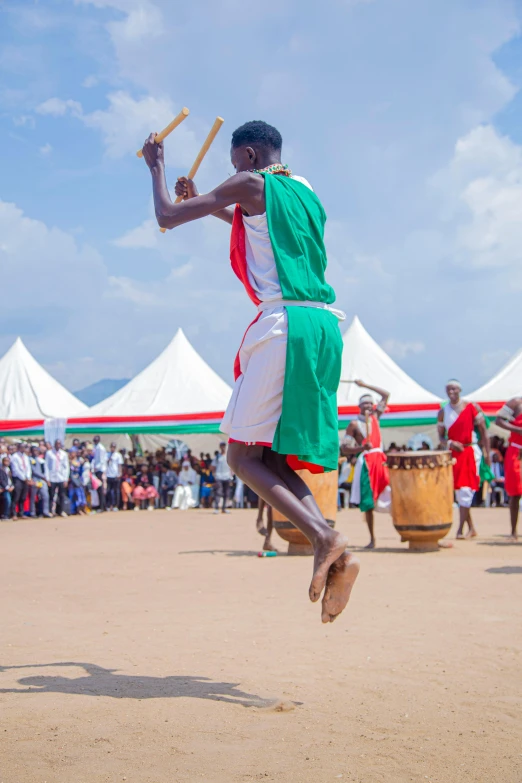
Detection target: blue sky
<box><xmin>1</xmin><ymin>0</ymin><xmax>522</xmax><ymax>396</ymax></box>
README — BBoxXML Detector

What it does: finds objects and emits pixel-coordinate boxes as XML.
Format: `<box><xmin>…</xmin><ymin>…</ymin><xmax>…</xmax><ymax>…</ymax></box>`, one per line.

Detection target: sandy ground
<box><xmin>1</xmin><ymin>505</ymin><xmax>521</xmax><ymax>783</ymax></box>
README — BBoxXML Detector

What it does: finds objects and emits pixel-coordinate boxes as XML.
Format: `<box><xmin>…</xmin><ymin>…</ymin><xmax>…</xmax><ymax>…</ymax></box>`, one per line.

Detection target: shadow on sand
<box><xmin>0</xmin><ymin>662</ymin><xmax>297</xmax><ymax>708</ymax></box>
<box><xmin>485</xmin><ymin>566</ymin><xmax>522</xmax><ymax>575</ymax></box>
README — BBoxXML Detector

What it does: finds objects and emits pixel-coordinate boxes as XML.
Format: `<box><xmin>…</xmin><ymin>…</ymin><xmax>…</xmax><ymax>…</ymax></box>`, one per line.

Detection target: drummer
<box><xmin>495</xmin><ymin>396</ymin><xmax>522</xmax><ymax>541</ymax></box>
<box><xmin>342</xmin><ymin>380</ymin><xmax>391</xmax><ymax>548</ymax></box>
<box><xmin>437</xmin><ymin>380</ymin><xmax>490</xmax><ymax>539</ymax></box>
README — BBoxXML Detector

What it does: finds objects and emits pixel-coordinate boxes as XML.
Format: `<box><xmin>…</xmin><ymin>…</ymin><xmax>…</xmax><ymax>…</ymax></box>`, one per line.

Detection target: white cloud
<box><xmin>36</xmin><ymin>97</ymin><xmax>83</xmax><ymax>117</ymax></box>
<box><xmin>433</xmin><ymin>125</ymin><xmax>522</xmax><ymax>276</ymax></box>
<box><xmin>113</xmin><ymin>218</ymin><xmax>160</xmax><ymax>249</ymax></box>
<box><xmin>82</xmin><ymin>75</ymin><xmax>99</xmax><ymax>88</ymax></box>
<box><xmin>12</xmin><ymin>115</ymin><xmax>35</xmax><ymax>128</ymax></box>
<box><xmin>39</xmin><ymin>143</ymin><xmax>52</xmax><ymax>156</ymax></box>
<box><xmin>381</xmin><ymin>339</ymin><xmax>425</xmax><ymax>360</ymax></box>
<box><xmin>106</xmin><ymin>275</ymin><xmax>159</xmax><ymax>305</ymax></box>
<box><xmin>81</xmin><ymin>91</ymin><xmax>198</xmax><ymax>164</ymax></box>
<box><xmin>36</xmin><ymin>91</ymin><xmax>201</xmax><ymax>168</ymax></box>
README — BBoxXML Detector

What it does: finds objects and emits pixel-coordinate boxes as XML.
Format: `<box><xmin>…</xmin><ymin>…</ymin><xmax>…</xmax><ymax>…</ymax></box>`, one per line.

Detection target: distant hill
<box><xmin>74</xmin><ymin>378</ymin><xmax>130</xmax><ymax>407</ymax></box>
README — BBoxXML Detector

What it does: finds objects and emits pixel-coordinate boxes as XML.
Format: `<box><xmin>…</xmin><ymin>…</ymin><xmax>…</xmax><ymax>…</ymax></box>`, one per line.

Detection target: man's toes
<box><xmin>309</xmin><ymin>570</ymin><xmax>327</xmax><ymax>603</ymax></box>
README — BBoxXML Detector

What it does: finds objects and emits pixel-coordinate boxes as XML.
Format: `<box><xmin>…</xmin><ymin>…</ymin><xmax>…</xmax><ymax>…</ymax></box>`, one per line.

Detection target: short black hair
<box><xmin>231</xmin><ymin>120</ymin><xmax>282</xmax><ymax>152</ymax></box>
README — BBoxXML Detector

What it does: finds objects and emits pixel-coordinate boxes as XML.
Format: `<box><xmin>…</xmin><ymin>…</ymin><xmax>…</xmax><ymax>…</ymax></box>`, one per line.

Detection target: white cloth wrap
<box><xmin>221</xmin><ymin>300</ymin><xmax>345</xmax><ymax>445</ymax></box>
<box><xmin>350</xmin><ymin>448</ymin><xmax>391</xmax><ymax>513</ymax></box>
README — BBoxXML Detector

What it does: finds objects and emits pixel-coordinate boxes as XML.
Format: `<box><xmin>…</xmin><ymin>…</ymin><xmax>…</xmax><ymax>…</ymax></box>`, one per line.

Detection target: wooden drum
<box><xmin>387</xmin><ymin>450</ymin><xmax>453</xmax><ymax>551</ymax></box>
<box><xmin>273</xmin><ymin>470</ymin><xmax>337</xmax><ymax>555</ymax></box>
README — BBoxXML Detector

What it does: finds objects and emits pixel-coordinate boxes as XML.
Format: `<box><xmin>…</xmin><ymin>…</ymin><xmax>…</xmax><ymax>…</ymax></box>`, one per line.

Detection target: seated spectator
<box><xmin>171</xmin><ymin>461</ymin><xmax>197</xmax><ymax>511</ymax></box>
<box><xmin>160</xmin><ymin>463</ymin><xmax>178</xmax><ymax>508</ymax></box>
<box><xmin>120</xmin><ymin>470</ymin><xmax>134</xmax><ymax>511</ymax></box>
<box><xmin>132</xmin><ymin>472</ymin><xmax>158</xmax><ymax>511</ymax></box>
<box><xmin>199</xmin><ymin>467</ymin><xmax>215</xmax><ymax>509</ymax></box>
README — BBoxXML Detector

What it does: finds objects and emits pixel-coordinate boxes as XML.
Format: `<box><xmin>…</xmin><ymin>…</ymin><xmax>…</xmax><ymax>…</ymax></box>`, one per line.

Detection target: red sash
<box><xmin>364</xmin><ymin>416</ymin><xmax>388</xmax><ymax>496</ymax></box>
<box><xmin>363</xmin><ymin>414</ymin><xmax>382</xmax><ymax>449</ymax></box>
<box><xmin>447</xmin><ymin>403</ymin><xmax>479</xmax><ymax>490</ymax></box>
<box><xmin>230</xmin><ymin>205</ymin><xmax>260</xmax><ymax>306</ymax></box>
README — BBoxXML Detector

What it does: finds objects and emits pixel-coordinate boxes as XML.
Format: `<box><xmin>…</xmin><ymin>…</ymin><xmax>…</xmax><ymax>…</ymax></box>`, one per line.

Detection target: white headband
<box><xmin>359</xmin><ymin>394</ymin><xmax>374</xmax><ymax>405</ymax></box>
<box><xmin>446</xmin><ymin>379</ymin><xmax>462</xmax><ymax>390</ymax></box>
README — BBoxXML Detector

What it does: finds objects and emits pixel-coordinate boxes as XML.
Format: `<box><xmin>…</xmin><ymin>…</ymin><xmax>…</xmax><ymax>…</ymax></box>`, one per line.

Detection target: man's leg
<box><xmin>2</xmin><ymin>491</ymin><xmax>12</xmax><ymax>519</ymax></box>
<box><xmin>256</xmin><ymin>498</ymin><xmax>268</xmax><ymax>536</ymax></box>
<box><xmin>57</xmin><ymin>483</ymin><xmax>67</xmax><ymax>516</ymax></box>
<box><xmin>263</xmin><ymin>503</ymin><xmax>276</xmax><ymax>551</ymax></box>
<box><xmin>456</xmin><ymin>505</ymin><xmax>468</xmax><ymax>538</ymax></box>
<box><xmin>40</xmin><ymin>482</ymin><xmax>50</xmax><ymax>516</ymax></box>
<box><xmin>213</xmin><ymin>481</ymin><xmax>223</xmax><ymax>514</ymax></box>
<box><xmin>96</xmin><ymin>472</ymin><xmax>106</xmax><ymax>512</ymax></box>
<box><xmin>29</xmin><ymin>484</ymin><xmax>38</xmax><ymax>517</ymax></box>
<box><xmin>364</xmin><ymin>510</ymin><xmax>376</xmax><ymax>549</ymax></box>
<box><xmin>14</xmin><ymin>478</ymin><xmax>27</xmax><ymax>518</ymax></box>
<box><xmin>465</xmin><ymin>508</ymin><xmax>477</xmax><ymax>538</ymax></box>
<box><xmin>227</xmin><ymin>443</ymin><xmax>358</xmax><ymax>620</ymax></box>
<box><xmin>49</xmin><ymin>482</ymin><xmax>58</xmax><ymax>515</ymax></box>
<box><xmin>509</xmin><ymin>495</ymin><xmax>520</xmax><ymax>541</ymax></box>
<box><xmin>221</xmin><ymin>480</ymin><xmax>230</xmax><ymax>513</ymax></box>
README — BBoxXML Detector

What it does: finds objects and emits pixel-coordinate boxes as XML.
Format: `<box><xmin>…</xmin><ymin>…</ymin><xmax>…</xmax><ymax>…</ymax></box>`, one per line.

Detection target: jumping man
<box><xmin>342</xmin><ymin>380</ymin><xmax>391</xmax><ymax>548</ymax></box>
<box><xmin>437</xmin><ymin>381</ymin><xmax>490</xmax><ymax>539</ymax></box>
<box><xmin>495</xmin><ymin>397</ymin><xmax>522</xmax><ymax>541</ymax></box>
<box><xmin>141</xmin><ymin>120</ymin><xmax>359</xmax><ymax>622</ymax></box>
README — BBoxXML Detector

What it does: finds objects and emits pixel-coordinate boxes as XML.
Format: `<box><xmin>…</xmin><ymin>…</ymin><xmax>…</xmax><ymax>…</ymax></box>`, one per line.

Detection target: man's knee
<box><xmin>227</xmin><ymin>443</ymin><xmax>261</xmax><ymax>478</ymax></box>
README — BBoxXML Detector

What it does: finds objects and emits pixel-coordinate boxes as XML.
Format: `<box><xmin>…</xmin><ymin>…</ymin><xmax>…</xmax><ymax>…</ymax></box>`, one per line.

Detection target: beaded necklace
<box><xmin>250</xmin><ymin>163</ymin><xmax>292</xmax><ymax>177</ymax></box>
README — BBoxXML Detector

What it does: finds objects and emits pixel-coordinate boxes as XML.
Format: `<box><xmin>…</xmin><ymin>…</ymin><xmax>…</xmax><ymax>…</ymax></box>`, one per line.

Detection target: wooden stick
<box><xmin>159</xmin><ymin>116</ymin><xmax>224</xmax><ymax>232</ymax></box>
<box><xmin>136</xmin><ymin>107</ymin><xmax>190</xmax><ymax>158</ymax></box>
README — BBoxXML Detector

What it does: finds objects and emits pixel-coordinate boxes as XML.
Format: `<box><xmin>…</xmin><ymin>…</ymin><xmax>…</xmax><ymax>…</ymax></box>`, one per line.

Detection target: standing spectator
<box><xmin>0</xmin><ymin>455</ymin><xmax>15</xmax><ymax>519</ymax></box>
<box><xmin>106</xmin><ymin>442</ymin><xmax>124</xmax><ymax>511</ymax></box>
<box><xmin>10</xmin><ymin>442</ymin><xmax>32</xmax><ymax>520</ymax></box>
<box><xmin>69</xmin><ymin>451</ymin><xmax>87</xmax><ymax>515</ymax></box>
<box><xmin>92</xmin><ymin>435</ymin><xmax>108</xmax><ymax>512</ymax></box>
<box><xmin>46</xmin><ymin>439</ymin><xmax>70</xmax><ymax>517</ymax></box>
<box><xmin>212</xmin><ymin>442</ymin><xmax>232</xmax><ymax>515</ymax></box>
<box><xmin>29</xmin><ymin>445</ymin><xmax>51</xmax><ymax>518</ymax></box>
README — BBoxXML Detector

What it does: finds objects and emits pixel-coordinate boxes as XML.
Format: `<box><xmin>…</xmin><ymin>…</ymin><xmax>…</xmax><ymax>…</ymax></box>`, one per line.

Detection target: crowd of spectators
<box><xmin>0</xmin><ymin>437</ymin><xmax>243</xmax><ymax>520</ymax></box>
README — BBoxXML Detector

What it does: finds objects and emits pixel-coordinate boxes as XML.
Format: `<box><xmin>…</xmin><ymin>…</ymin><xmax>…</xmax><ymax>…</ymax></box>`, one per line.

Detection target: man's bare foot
<box><xmin>321</xmin><ymin>552</ymin><xmax>360</xmax><ymax>623</ymax></box>
<box><xmin>256</xmin><ymin>517</ymin><xmax>267</xmax><ymax>536</ymax></box>
<box><xmin>456</xmin><ymin>532</ymin><xmax>465</xmax><ymax>540</ymax></box>
<box><xmin>364</xmin><ymin>540</ymin><xmax>376</xmax><ymax>550</ymax></box>
<box><xmin>263</xmin><ymin>539</ymin><xmax>277</xmax><ymax>552</ymax></box>
<box><xmin>465</xmin><ymin>529</ymin><xmax>477</xmax><ymax>539</ymax></box>
<box><xmin>507</xmin><ymin>534</ymin><xmax>519</xmax><ymax>543</ymax></box>
<box><xmin>309</xmin><ymin>531</ymin><xmax>349</xmax><ymax>603</ymax></box>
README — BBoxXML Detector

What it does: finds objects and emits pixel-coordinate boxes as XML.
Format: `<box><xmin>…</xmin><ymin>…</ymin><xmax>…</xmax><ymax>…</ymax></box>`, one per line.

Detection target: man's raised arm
<box><xmin>141</xmin><ymin>133</ymin><xmax>258</xmax><ymax>230</ymax></box>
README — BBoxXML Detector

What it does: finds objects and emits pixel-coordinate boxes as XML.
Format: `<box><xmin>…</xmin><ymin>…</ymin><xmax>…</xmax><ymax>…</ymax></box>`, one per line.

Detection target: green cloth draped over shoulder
<box><xmin>262</xmin><ymin>173</ymin><xmax>342</xmax><ymax>472</ymax></box>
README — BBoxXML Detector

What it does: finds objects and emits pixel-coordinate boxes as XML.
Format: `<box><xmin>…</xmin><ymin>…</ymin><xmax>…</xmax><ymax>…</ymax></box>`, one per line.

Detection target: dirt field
<box><xmin>1</xmin><ymin>506</ymin><xmax>521</xmax><ymax>783</ymax></box>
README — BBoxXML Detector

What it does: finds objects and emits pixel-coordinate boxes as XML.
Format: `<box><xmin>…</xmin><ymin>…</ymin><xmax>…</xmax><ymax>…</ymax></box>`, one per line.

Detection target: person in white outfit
<box><xmin>171</xmin><ymin>462</ymin><xmax>197</xmax><ymax>511</ymax></box>
<box><xmin>45</xmin><ymin>440</ymin><xmax>70</xmax><ymax>517</ymax></box>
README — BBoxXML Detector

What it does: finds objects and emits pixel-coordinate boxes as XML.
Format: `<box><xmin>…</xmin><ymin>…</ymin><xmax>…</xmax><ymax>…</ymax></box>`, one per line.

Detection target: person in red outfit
<box><xmin>495</xmin><ymin>397</ymin><xmax>522</xmax><ymax>541</ymax></box>
<box><xmin>438</xmin><ymin>380</ymin><xmax>490</xmax><ymax>539</ymax></box>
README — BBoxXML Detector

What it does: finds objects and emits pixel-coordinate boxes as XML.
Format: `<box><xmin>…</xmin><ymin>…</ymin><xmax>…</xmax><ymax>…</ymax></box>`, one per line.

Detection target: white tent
<box><xmin>467</xmin><ymin>348</ymin><xmax>522</xmax><ymax>403</ymax></box>
<box><xmin>0</xmin><ymin>337</ymin><xmax>88</xmax><ymax>419</ymax></box>
<box><xmin>89</xmin><ymin>328</ymin><xmax>232</xmax><ymax>417</ymax></box>
<box><xmin>338</xmin><ymin>316</ymin><xmax>440</xmax><ymax>407</ymax></box>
